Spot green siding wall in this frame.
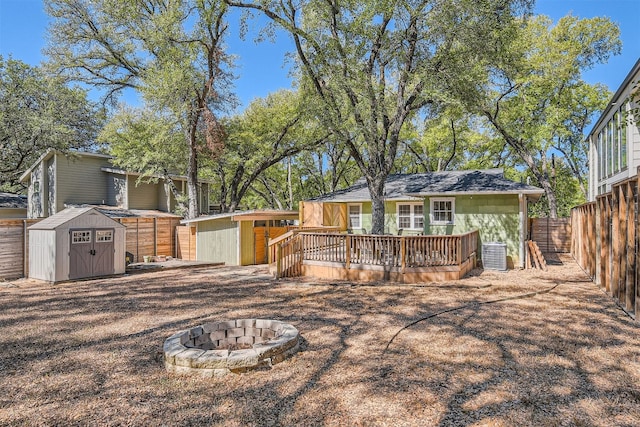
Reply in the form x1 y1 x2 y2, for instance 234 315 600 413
127 177 160 210
196 219 238 265
330 195 523 266
424 194 521 266
55 154 111 211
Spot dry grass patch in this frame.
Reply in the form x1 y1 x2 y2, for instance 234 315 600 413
1 256 639 426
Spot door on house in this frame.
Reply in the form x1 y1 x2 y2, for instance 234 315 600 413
69 229 115 279
253 223 290 264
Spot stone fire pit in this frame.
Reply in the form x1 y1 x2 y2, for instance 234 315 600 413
163 319 300 377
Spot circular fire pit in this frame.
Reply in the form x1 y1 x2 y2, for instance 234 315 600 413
163 319 300 377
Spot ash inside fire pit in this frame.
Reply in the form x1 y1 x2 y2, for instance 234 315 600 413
163 319 300 377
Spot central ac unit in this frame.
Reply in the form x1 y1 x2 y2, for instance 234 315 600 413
482 242 507 271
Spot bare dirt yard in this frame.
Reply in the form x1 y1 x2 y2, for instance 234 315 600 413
1 255 639 426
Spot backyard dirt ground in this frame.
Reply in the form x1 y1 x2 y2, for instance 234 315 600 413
1 255 639 426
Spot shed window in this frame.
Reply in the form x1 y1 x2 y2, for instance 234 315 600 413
72 230 92 243
96 230 113 242
430 198 455 225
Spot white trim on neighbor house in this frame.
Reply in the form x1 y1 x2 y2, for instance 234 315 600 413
347 203 362 230
430 197 455 225
396 202 424 230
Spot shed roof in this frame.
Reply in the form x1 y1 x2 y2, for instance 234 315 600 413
181 210 299 225
0 192 27 209
28 207 125 230
308 169 544 202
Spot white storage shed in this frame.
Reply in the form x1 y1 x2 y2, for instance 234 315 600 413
28 207 126 282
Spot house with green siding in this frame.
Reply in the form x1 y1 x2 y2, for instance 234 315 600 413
180 210 299 266
300 169 544 269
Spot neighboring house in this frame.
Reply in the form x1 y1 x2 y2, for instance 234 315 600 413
180 210 299 266
301 169 544 268
0 192 27 219
18 149 211 218
587 58 640 200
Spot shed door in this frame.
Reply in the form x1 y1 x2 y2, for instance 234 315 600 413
70 230 93 280
69 229 115 280
93 229 115 276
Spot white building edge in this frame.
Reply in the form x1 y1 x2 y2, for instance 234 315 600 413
587 58 640 201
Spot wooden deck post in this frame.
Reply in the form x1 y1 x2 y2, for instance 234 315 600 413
400 237 406 273
275 244 282 279
345 235 351 270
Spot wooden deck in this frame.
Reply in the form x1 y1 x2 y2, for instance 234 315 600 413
269 230 479 283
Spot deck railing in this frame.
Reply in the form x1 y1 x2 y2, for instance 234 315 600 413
270 230 479 278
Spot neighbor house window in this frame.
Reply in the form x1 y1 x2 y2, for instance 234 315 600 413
397 203 424 230
348 204 362 229
430 198 455 225
620 103 628 170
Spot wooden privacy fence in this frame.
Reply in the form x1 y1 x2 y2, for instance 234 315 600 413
529 217 572 253
117 217 182 263
0 216 182 279
571 174 639 320
270 230 478 280
0 219 41 280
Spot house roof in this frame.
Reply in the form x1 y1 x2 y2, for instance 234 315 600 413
28 207 125 230
64 204 182 219
0 192 27 209
100 167 215 184
308 169 544 202
181 210 299 225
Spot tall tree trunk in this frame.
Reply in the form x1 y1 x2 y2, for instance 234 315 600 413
368 177 386 234
186 128 199 219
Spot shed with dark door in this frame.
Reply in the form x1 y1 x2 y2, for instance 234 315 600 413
28 207 126 282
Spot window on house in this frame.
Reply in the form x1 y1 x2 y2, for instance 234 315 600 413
620 103 628 170
397 203 424 230
348 204 362 229
430 198 455 225
597 132 603 180
607 121 613 176
613 112 619 172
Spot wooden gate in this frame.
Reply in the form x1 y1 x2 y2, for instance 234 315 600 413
529 217 571 253
254 226 289 264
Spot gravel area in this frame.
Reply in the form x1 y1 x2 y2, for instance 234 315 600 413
1 255 639 426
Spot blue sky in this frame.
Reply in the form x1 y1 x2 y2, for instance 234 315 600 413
1 0 639 111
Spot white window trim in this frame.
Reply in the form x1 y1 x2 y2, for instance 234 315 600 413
396 202 424 230
430 197 455 225
347 203 362 230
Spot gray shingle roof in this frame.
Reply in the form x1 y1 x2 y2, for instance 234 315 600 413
307 169 544 202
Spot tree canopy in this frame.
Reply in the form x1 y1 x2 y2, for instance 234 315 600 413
46 0 235 218
458 15 620 218
226 0 533 233
0 56 103 192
